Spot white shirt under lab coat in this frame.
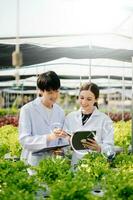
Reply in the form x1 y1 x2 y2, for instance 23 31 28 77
19 97 65 166
63 107 114 165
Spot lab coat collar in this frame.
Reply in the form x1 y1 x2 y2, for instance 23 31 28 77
77 107 100 124
77 106 100 118
91 107 101 116
76 107 100 126
32 97 55 125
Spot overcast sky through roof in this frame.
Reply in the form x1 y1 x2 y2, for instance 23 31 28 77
0 0 133 37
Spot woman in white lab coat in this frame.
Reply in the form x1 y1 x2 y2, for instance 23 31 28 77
63 82 114 165
19 71 69 167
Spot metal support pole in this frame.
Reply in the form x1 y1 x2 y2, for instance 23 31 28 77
107 75 110 116
89 58 91 82
131 57 133 153
121 66 125 121
88 43 92 83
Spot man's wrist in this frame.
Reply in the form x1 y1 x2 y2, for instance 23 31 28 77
47 134 53 142
97 145 101 152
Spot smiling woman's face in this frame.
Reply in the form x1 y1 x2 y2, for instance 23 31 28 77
78 90 97 114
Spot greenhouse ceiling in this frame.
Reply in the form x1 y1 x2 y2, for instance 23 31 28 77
0 0 133 67
0 42 133 67
0 0 133 89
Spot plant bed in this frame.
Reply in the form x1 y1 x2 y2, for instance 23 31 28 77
4 152 20 161
0 115 19 127
0 125 21 158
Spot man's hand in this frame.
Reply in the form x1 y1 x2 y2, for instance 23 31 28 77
47 129 69 142
53 128 67 137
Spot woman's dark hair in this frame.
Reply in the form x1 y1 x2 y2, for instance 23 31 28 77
80 82 99 108
37 71 60 91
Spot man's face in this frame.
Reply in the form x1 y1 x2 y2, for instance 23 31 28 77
42 89 60 107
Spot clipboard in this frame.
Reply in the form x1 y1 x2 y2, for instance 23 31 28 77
32 143 69 155
71 131 96 151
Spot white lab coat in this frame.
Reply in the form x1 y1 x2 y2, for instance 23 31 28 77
63 107 114 165
19 97 66 166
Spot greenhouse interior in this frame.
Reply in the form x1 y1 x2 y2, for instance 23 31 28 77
0 0 133 199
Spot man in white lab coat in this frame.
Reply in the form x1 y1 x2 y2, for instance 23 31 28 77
19 71 69 167
63 82 114 165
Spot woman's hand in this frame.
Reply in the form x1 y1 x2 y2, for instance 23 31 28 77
81 138 101 152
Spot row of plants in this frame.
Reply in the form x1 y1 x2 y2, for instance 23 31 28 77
0 125 21 158
0 112 131 128
0 116 19 127
0 108 132 127
0 120 131 159
1 150 133 199
108 112 132 122
114 120 131 149
0 108 19 127
0 158 42 199
0 125 43 199
0 108 19 116
0 121 132 199
32 152 133 200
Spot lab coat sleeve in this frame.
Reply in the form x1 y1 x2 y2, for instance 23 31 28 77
19 106 47 151
100 117 114 153
63 115 72 135
20 135 48 151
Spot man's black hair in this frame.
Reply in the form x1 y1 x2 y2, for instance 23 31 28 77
37 71 60 91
